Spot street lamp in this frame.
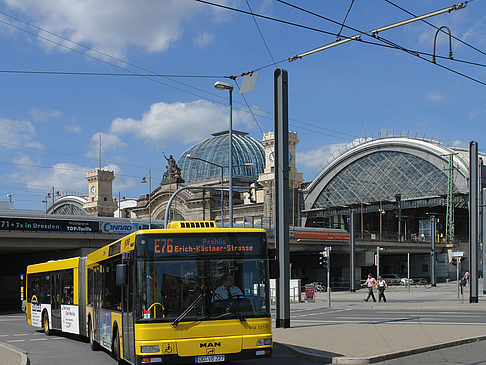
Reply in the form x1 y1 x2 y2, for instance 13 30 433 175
141 168 152 229
187 154 225 227
214 81 234 227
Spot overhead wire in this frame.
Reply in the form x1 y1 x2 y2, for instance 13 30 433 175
244 0 278 68
0 70 229 78
0 13 234 105
0 3 459 146
4 1 479 196
336 0 356 40
383 0 486 58
275 0 486 87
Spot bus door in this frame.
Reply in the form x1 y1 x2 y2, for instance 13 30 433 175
122 260 135 362
92 265 102 340
51 273 62 330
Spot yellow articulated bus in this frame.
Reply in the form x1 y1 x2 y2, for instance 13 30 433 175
26 256 87 337
26 221 272 364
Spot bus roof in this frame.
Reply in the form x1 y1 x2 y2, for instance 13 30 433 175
27 257 80 274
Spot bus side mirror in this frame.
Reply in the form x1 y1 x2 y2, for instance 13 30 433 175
116 264 128 286
269 259 279 279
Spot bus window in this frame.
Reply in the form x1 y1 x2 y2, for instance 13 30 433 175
61 270 73 305
101 259 121 311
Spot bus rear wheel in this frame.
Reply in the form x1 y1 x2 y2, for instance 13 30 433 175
88 319 100 351
112 328 123 364
42 312 51 336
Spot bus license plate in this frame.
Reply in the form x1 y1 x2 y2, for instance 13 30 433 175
196 355 225 363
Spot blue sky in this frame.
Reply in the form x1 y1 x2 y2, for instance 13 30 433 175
0 0 484 210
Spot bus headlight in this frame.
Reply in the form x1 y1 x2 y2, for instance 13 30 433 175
257 339 272 346
141 345 160 353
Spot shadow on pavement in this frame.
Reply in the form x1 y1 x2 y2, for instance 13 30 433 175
275 342 341 364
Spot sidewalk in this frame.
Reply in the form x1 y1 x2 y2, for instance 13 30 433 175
0 342 29 365
273 281 486 364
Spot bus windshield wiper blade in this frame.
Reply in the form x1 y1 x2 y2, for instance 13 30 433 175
172 292 205 327
226 299 246 322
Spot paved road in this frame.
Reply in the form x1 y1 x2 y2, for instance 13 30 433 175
0 313 319 365
375 340 486 365
287 307 486 325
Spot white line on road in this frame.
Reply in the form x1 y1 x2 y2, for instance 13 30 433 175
289 319 485 325
6 340 25 343
30 338 48 341
13 333 30 336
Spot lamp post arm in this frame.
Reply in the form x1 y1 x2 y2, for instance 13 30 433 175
164 185 249 228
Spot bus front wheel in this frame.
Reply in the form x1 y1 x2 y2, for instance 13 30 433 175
88 319 100 351
42 312 51 336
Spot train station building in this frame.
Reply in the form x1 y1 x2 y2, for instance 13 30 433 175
0 130 482 309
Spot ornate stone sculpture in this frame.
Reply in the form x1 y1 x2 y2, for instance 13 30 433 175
161 154 184 184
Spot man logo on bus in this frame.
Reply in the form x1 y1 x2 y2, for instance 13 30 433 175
200 342 221 348
206 348 215 355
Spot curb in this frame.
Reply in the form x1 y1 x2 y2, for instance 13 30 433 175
0 342 29 365
277 335 486 364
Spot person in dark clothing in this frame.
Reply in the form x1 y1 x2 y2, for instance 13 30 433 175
377 276 388 303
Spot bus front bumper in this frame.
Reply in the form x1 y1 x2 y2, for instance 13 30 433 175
136 347 272 364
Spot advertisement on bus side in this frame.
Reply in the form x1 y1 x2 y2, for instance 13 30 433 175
61 305 79 334
31 303 50 328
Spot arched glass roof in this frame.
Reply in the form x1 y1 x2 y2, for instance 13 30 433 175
178 131 265 184
312 151 449 209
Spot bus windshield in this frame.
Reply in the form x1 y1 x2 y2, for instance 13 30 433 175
136 258 269 323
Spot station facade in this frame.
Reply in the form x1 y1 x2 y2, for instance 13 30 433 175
45 131 481 287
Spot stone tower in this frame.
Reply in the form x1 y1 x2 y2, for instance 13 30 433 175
83 169 118 217
257 131 304 224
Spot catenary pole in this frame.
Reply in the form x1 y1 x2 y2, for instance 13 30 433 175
469 141 479 303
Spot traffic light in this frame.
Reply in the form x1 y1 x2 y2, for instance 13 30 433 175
319 251 328 268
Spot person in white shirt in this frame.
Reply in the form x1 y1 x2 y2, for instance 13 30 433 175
377 276 388 303
212 275 244 301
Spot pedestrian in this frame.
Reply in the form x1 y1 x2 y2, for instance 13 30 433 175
377 276 387 303
361 273 377 302
462 271 470 286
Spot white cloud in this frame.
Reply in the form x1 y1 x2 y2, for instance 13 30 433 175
426 92 445 102
4 0 201 58
297 142 347 168
461 16 486 47
469 111 480 120
11 160 135 195
65 124 82 133
297 138 371 169
193 32 215 48
0 117 38 148
29 108 61 122
452 140 467 148
87 132 127 159
110 100 252 145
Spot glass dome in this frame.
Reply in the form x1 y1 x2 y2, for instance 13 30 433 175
178 131 265 184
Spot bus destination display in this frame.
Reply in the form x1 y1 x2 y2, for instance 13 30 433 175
138 233 265 257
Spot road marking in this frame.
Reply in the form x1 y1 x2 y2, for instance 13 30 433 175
51 337 66 340
13 333 30 336
30 338 48 341
0 334 8 337
6 340 25 343
289 319 486 325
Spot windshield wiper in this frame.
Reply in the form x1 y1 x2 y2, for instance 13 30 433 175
172 291 205 327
